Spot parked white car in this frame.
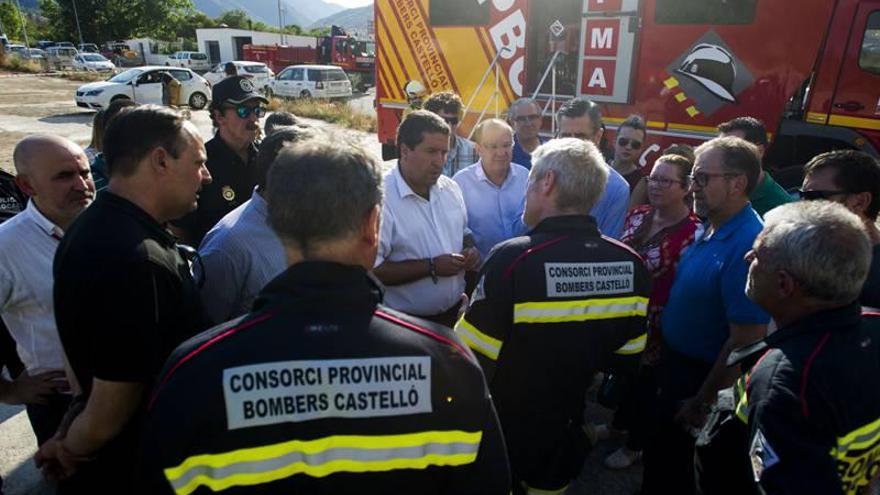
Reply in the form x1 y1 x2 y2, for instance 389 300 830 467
166 51 211 72
203 61 274 91
74 66 212 110
268 64 352 99
72 53 115 73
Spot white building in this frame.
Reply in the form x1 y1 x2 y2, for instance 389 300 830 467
196 28 316 64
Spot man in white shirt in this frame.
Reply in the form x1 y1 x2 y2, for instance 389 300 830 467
374 110 480 327
0 135 95 444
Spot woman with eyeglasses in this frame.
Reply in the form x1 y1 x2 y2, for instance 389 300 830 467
597 153 701 470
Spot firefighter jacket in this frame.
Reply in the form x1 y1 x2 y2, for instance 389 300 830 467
139 261 511 495
727 303 880 495
455 215 651 490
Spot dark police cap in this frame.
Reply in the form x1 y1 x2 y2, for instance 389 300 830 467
211 75 269 106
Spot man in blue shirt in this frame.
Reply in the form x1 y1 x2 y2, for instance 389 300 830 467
555 97 629 239
641 136 769 495
453 118 529 261
508 98 546 170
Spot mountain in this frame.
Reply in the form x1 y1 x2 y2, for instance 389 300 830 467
309 5 372 31
191 0 345 28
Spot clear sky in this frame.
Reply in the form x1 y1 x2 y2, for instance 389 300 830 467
325 0 373 7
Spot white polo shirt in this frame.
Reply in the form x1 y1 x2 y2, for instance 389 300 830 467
376 164 468 316
0 200 67 373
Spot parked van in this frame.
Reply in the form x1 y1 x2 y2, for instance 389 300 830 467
166 51 211 72
269 64 352 99
47 46 78 70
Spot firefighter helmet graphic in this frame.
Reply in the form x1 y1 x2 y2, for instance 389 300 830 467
675 43 738 103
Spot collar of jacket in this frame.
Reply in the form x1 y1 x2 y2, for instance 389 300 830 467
253 261 383 312
529 214 600 236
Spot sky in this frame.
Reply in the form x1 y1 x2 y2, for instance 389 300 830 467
325 0 373 7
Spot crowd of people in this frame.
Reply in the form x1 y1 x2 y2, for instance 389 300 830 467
0 74 879 495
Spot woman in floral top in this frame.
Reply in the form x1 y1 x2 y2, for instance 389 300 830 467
601 153 700 469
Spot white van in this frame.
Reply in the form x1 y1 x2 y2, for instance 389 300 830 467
166 51 211 72
47 46 78 70
269 65 352 99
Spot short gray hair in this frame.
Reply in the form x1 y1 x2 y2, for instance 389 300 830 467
695 136 762 194
507 97 541 121
267 133 384 252
530 138 608 212
759 201 871 305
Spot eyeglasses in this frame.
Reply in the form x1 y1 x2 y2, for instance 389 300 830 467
647 176 688 188
442 116 460 126
617 137 643 149
514 114 541 123
225 105 266 119
688 171 742 188
481 142 513 151
798 189 849 201
557 132 592 140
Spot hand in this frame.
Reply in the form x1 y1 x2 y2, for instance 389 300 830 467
461 247 481 271
674 396 710 432
35 436 89 482
1 370 67 405
456 293 469 321
433 254 466 277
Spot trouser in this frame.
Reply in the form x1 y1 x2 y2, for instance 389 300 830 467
611 363 659 451
640 345 712 495
26 392 71 445
419 301 463 328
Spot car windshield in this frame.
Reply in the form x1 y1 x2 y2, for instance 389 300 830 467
109 68 144 83
191 53 207 60
314 69 348 81
82 54 106 62
243 64 268 73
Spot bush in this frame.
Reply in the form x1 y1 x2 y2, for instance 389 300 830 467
57 71 108 82
269 97 376 133
0 54 43 73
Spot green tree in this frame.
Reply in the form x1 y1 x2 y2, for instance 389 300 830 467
38 0 193 43
214 9 250 29
284 24 302 35
0 2 25 42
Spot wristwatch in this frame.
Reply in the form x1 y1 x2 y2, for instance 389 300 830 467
428 257 438 284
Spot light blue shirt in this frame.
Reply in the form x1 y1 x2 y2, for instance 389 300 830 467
196 190 287 323
453 161 529 260
591 166 629 239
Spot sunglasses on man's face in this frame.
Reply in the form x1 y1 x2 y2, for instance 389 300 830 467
226 105 266 119
514 114 541 124
798 189 849 201
442 116 460 126
617 137 643 149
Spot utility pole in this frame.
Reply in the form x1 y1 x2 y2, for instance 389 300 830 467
277 0 284 45
13 0 29 48
71 0 84 47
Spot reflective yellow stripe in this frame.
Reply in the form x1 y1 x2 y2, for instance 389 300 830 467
614 333 647 355
164 430 482 495
455 316 502 361
513 296 648 324
806 111 828 124
833 417 880 456
525 483 569 494
734 375 749 423
828 114 880 131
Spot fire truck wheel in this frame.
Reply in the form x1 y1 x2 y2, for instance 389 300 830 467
189 92 208 110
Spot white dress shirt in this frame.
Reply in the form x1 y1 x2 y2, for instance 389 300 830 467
0 200 67 373
376 164 468 316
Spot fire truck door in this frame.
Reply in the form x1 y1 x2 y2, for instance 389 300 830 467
830 3 880 130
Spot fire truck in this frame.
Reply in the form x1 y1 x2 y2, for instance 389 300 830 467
243 26 376 91
375 0 880 186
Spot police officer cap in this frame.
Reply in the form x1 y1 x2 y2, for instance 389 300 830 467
211 75 269 106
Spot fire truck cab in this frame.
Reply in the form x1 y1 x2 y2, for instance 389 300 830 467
375 0 880 186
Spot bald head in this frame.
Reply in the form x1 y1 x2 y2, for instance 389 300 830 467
13 134 95 230
13 134 87 177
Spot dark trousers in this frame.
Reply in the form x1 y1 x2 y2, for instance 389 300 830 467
611 364 659 451
641 346 712 495
26 392 71 445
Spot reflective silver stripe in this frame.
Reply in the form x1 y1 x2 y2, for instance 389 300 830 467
514 297 649 324
614 333 647 355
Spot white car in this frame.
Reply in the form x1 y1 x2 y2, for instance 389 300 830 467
74 66 212 110
269 64 352 99
166 51 211 72
204 61 274 91
72 53 115 73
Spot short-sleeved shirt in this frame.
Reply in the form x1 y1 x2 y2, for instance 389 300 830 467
512 135 545 170
749 172 794 217
174 135 259 246
196 190 287 323
442 135 478 177
453 161 529 261
376 164 468 316
591 165 630 239
662 205 770 364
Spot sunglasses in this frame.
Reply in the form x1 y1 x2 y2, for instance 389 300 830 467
514 114 541 123
442 116 460 126
798 189 848 201
617 137 643 149
225 105 266 119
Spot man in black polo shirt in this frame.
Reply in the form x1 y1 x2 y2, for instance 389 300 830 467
173 75 267 246
36 105 213 492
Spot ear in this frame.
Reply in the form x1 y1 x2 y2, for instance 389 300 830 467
150 147 172 175
14 175 36 197
845 191 872 218
363 205 381 248
399 143 411 163
540 170 556 197
777 270 797 299
594 126 604 145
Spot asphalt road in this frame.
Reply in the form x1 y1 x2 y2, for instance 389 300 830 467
0 74 642 495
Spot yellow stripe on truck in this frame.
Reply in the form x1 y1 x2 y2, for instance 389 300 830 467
513 296 648 324
165 430 483 495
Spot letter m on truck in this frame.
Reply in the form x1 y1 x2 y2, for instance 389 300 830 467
375 0 880 186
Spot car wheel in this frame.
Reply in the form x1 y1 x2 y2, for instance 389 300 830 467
299 90 312 99
189 92 207 110
110 95 130 103
265 87 274 99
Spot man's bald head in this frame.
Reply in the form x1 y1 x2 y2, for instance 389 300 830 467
13 135 87 177
12 134 95 230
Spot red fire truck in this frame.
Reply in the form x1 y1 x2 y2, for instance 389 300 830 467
375 0 880 186
244 27 376 90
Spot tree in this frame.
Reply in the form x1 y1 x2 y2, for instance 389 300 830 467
214 9 250 29
285 24 302 35
38 0 193 43
0 2 25 42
